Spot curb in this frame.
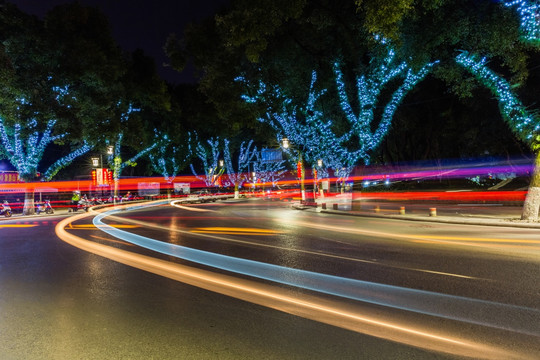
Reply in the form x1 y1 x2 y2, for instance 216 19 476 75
292 203 540 229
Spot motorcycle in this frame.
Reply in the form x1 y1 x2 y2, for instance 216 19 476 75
0 201 12 217
36 199 54 215
68 197 91 213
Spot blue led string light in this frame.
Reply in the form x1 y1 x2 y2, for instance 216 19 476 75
223 138 257 193
148 130 192 183
0 117 89 180
42 142 92 180
107 131 157 182
238 39 437 184
334 44 438 165
455 51 539 143
190 137 222 187
502 0 540 43
252 148 288 187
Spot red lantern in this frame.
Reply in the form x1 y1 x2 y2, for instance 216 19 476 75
106 169 113 185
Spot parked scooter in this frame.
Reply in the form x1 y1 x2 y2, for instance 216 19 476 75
0 200 12 217
36 199 54 215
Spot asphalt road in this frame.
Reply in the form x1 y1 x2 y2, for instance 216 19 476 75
1 199 539 359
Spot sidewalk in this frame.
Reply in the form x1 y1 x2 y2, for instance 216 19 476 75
0 207 72 220
292 201 540 229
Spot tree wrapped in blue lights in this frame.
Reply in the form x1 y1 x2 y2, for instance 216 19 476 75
239 41 437 187
223 138 257 198
455 51 538 142
333 42 439 165
252 148 288 188
455 51 540 220
148 130 192 184
190 137 224 187
240 71 359 185
106 131 157 197
502 0 540 43
103 104 157 197
0 117 92 214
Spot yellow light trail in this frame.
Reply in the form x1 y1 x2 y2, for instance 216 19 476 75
94 203 481 280
413 234 540 244
191 227 282 235
55 209 518 360
289 219 540 247
170 200 216 212
67 223 139 230
0 224 37 228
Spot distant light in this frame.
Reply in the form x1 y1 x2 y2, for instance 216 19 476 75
107 146 114 155
91 157 99 167
317 159 323 167
385 179 390 185
219 159 224 167
282 138 289 149
363 181 370 187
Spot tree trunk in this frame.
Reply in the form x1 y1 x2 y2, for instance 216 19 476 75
23 186 36 216
114 179 119 202
521 151 540 221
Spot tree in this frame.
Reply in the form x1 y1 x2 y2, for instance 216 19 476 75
106 129 157 198
190 138 224 187
223 138 257 198
45 3 171 184
0 3 107 214
239 39 437 184
454 51 540 220
252 149 288 188
0 118 91 181
148 130 192 184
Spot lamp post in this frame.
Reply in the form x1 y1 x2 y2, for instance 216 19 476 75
315 159 323 199
106 145 117 201
282 138 305 201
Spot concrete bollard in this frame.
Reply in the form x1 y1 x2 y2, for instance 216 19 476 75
333 203 338 210
399 206 405 215
374 205 380 213
429 207 437 217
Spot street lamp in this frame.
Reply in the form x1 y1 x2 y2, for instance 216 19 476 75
219 159 224 167
314 159 323 199
91 157 99 168
107 146 114 155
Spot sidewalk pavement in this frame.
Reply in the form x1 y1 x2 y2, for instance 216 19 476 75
0 207 72 221
292 201 540 229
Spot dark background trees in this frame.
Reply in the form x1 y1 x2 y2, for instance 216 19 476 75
1 0 538 180
171 0 537 166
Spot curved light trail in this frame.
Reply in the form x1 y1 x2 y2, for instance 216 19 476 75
54 201 538 359
91 205 540 338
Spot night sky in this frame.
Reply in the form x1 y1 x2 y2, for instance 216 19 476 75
8 0 229 84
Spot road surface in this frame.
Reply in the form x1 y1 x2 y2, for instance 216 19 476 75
1 199 539 359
